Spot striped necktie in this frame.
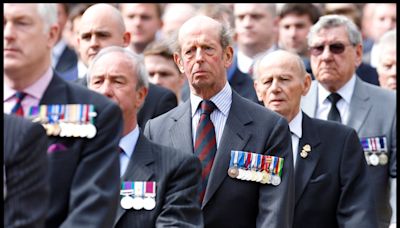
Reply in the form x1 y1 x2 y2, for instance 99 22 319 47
11 92 27 116
194 100 217 203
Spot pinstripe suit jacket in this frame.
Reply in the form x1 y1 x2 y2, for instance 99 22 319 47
301 76 396 227
40 74 123 228
144 90 295 228
114 133 203 228
4 114 49 228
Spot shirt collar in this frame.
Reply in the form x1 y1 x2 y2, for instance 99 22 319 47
289 110 302 139
317 74 356 105
190 82 232 117
4 67 53 101
119 125 140 159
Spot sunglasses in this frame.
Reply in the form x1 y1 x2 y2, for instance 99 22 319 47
309 43 353 56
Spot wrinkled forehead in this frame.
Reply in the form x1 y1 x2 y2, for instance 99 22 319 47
310 26 349 44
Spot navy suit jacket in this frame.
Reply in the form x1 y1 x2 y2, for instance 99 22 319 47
137 83 178 128
40 74 123 228
54 45 78 81
226 53 259 103
114 133 203 227
293 113 378 228
4 114 49 228
144 89 295 228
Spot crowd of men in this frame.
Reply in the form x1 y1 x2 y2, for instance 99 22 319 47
4 3 396 228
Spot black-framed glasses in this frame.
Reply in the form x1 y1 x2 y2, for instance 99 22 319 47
309 43 353 56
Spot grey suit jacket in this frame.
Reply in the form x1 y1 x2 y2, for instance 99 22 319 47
144 90 295 228
114 133 203 228
293 113 378 228
4 114 49 228
301 77 396 227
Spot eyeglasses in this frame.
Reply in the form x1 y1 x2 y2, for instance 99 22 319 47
309 43 353 56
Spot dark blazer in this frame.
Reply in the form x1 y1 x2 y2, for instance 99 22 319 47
137 83 177 128
114 133 203 228
227 53 259 103
301 77 396 228
4 114 49 228
54 45 78 81
40 74 124 228
293 113 378 228
144 90 295 228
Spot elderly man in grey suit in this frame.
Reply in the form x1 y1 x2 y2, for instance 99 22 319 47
144 15 295 228
87 46 203 228
300 14 396 228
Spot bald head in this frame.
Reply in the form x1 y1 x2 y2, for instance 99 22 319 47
253 50 311 122
78 3 130 66
253 50 306 80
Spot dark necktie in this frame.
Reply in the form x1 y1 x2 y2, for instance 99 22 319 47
11 92 27 116
327 93 342 123
194 100 217 203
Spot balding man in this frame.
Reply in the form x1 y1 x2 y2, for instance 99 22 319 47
253 50 378 228
76 3 177 128
144 15 295 227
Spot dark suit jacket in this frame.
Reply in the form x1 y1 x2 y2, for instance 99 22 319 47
54 45 78 81
144 90 295 228
4 114 49 228
227 53 259 103
114 133 203 227
137 83 177 128
40 74 123 228
293 113 378 228
301 77 396 228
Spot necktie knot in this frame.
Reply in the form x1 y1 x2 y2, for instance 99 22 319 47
11 91 27 116
15 91 27 100
199 100 216 116
327 93 342 105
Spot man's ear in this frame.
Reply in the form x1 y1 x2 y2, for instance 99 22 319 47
174 53 184 73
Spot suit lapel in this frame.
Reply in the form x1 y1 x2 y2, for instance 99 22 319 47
294 113 321 205
202 92 252 208
115 133 155 225
346 77 372 132
169 101 194 154
300 81 318 118
40 74 69 104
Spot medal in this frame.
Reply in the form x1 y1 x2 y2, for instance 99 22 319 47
120 182 134 209
369 153 379 166
143 182 156 210
271 175 281 186
378 153 388 165
228 151 239 178
132 181 144 210
120 195 134 209
250 153 258 182
300 151 308 158
86 124 97 139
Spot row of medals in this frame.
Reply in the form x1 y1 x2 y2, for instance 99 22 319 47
41 121 97 138
120 193 156 210
365 152 388 166
228 166 281 186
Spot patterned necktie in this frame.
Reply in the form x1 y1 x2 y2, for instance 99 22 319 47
327 93 342 123
194 100 217 203
11 92 27 116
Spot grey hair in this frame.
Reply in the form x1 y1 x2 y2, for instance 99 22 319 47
376 29 396 60
87 46 149 90
37 3 58 33
307 14 362 46
171 18 233 54
252 50 307 80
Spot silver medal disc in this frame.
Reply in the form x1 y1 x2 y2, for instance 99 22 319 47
120 196 134 209
143 197 156 210
369 153 379 166
132 197 144 210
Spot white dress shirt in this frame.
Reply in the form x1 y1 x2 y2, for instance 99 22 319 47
316 74 356 124
119 126 139 177
289 111 303 168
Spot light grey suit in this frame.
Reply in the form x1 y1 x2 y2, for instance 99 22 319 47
144 90 295 228
301 76 396 228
